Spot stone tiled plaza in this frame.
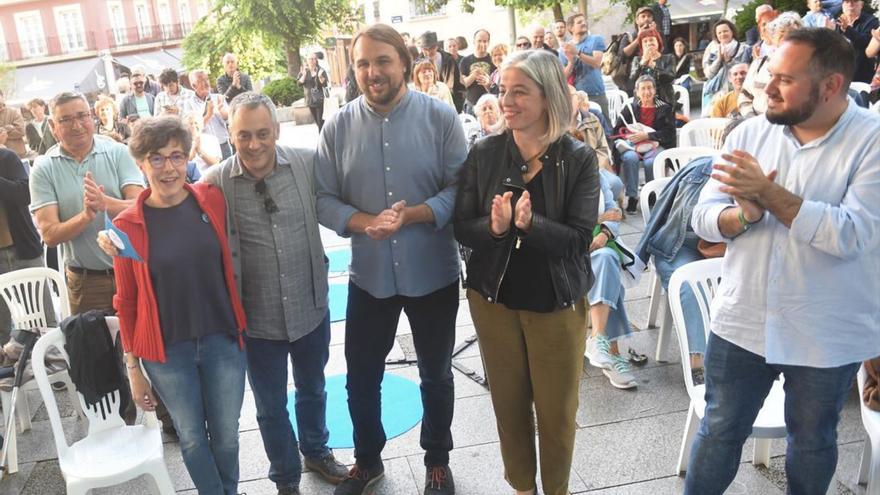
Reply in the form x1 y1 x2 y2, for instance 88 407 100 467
0 123 870 495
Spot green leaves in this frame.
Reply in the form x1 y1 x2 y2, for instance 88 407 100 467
182 0 359 77
181 15 284 81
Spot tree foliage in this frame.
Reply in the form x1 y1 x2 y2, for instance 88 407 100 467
732 0 807 40
213 0 360 76
0 63 15 99
181 14 284 82
425 0 575 17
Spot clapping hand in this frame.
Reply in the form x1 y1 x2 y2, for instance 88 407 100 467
232 70 241 89
514 191 533 231
711 150 778 222
490 191 513 236
365 200 407 240
83 172 106 218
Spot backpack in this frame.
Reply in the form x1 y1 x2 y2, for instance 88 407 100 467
601 34 623 76
602 33 634 91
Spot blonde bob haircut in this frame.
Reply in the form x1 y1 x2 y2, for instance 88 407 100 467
500 50 572 145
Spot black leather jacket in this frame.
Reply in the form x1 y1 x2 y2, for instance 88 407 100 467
453 133 599 311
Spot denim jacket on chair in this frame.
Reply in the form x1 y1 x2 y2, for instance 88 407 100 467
635 156 713 264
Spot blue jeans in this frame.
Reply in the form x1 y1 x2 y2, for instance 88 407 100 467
246 313 332 487
652 237 706 354
599 169 624 203
345 281 457 468
684 333 858 495
621 146 663 198
143 333 246 495
588 247 631 341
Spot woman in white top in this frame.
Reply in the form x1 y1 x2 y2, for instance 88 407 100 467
701 19 751 115
409 59 455 108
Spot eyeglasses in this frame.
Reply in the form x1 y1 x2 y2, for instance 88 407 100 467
55 112 91 128
254 179 279 214
516 42 531 48
147 151 188 169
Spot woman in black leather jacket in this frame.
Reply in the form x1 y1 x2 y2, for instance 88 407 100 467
453 49 599 495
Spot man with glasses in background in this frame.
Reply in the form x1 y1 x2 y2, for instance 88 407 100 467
203 91 346 495
29 91 144 315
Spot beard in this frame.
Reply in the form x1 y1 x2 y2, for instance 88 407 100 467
363 75 405 107
766 83 820 126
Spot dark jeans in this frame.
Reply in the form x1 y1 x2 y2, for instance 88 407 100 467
684 333 859 495
246 313 332 486
309 103 324 132
346 281 458 468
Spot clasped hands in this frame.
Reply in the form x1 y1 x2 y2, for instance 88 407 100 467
712 150 778 222
490 190 533 237
365 200 407 240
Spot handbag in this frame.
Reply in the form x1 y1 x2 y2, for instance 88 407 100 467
610 101 659 158
697 239 726 258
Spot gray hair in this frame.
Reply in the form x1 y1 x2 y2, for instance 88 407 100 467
474 93 505 134
229 91 278 126
49 92 89 116
635 74 656 89
501 50 572 145
766 11 804 39
189 69 209 81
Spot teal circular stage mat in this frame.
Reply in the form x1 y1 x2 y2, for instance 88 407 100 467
287 373 423 449
326 248 352 276
328 283 348 322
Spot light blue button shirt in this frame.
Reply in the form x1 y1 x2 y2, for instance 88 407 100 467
692 99 880 368
314 90 468 299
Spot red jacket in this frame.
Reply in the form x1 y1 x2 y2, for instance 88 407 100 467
112 183 247 362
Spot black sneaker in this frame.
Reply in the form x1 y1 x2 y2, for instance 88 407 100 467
424 465 455 494
304 452 348 484
334 463 385 495
626 197 638 214
276 485 300 495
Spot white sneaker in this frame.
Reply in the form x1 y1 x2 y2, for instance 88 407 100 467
602 355 638 389
585 335 616 370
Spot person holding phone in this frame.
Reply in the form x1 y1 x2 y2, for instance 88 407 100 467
298 52 329 132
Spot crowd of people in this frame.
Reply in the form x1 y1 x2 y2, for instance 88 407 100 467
0 2 879 495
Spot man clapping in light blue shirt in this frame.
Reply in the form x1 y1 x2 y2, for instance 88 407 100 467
686 29 880 495
314 24 467 495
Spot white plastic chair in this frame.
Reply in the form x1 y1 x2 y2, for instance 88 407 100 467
668 259 786 473
852 81 872 95
871 99 880 114
638 178 675 362
673 84 690 117
679 118 730 149
0 267 82 474
652 146 716 180
459 113 481 142
605 89 629 126
30 318 175 494
857 364 880 494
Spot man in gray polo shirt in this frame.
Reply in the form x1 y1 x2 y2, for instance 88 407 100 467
29 91 143 314
203 92 346 495
315 23 467 495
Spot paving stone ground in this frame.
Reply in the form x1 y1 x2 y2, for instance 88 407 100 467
0 122 868 495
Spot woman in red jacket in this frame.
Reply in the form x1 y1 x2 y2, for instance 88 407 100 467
112 116 247 495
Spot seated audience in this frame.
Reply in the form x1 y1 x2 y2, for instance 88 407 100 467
672 38 692 79
613 75 675 214
701 19 751 116
709 62 748 118
739 12 803 116
629 29 675 107
634 118 746 381
467 93 503 147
